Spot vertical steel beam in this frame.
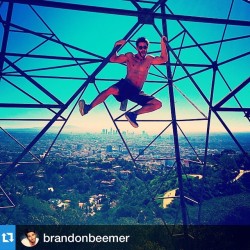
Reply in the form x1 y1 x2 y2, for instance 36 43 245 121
198 65 217 222
161 2 189 242
0 2 13 77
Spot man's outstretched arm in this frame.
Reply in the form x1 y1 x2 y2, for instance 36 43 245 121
151 36 168 65
110 39 127 63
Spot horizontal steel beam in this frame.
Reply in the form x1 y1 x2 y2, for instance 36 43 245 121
5 53 102 62
0 103 63 108
0 161 39 165
3 0 250 26
0 118 65 121
214 107 250 112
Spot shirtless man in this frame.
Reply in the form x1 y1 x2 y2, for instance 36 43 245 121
79 36 168 128
21 228 39 247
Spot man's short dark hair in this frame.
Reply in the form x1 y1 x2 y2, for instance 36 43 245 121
136 37 149 47
25 228 36 237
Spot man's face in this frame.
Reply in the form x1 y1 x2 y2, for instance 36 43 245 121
137 42 148 58
27 232 36 244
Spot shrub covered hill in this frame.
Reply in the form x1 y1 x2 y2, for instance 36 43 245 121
1 148 250 225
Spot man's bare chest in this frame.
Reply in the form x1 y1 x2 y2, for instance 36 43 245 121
127 57 151 72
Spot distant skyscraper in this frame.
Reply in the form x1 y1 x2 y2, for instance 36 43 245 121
182 159 190 167
106 145 112 153
165 159 175 167
139 149 144 155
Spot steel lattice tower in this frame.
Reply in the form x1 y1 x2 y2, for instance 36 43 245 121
0 0 250 247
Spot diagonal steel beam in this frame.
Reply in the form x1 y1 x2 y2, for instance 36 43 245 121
218 51 250 66
0 21 141 183
4 57 63 105
0 17 104 60
2 76 66 119
161 23 248 157
129 0 142 10
214 77 250 108
0 127 41 162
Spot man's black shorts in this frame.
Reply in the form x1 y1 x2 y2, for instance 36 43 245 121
113 79 154 106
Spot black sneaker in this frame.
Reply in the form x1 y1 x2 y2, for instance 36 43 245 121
125 112 138 128
78 100 90 116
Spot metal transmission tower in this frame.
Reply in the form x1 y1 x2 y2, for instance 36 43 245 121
0 0 249 239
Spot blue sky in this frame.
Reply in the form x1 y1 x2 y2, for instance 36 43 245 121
0 0 249 135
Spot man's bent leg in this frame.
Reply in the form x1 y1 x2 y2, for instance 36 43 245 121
90 86 119 109
125 98 162 128
79 86 119 116
134 98 162 115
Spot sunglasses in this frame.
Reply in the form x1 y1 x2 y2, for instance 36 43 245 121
138 45 148 50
